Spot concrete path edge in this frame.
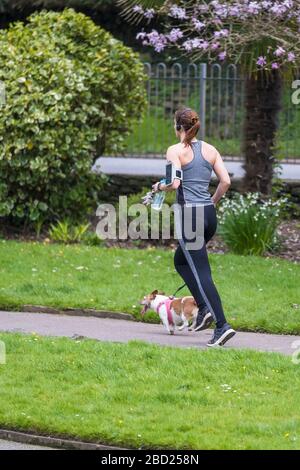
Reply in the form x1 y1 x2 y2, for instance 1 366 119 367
11 305 135 322
0 429 128 451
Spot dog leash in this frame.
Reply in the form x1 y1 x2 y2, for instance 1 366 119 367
171 282 186 299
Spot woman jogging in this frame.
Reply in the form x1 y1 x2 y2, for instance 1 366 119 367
152 107 236 347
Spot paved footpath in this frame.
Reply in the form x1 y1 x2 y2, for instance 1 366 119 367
95 157 300 181
0 311 299 356
0 439 52 450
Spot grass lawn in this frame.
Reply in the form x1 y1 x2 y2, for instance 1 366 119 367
121 114 300 159
0 332 299 449
122 116 242 157
0 240 299 334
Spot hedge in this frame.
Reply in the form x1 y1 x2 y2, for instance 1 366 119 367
0 8 146 224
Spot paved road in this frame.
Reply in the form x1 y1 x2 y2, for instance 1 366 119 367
94 157 300 181
0 311 299 356
0 438 52 450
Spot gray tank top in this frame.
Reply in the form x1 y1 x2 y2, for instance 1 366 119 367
176 140 214 206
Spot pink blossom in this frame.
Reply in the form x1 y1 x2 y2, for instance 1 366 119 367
283 0 294 8
199 41 209 50
182 38 203 51
228 5 242 17
182 40 194 51
211 1 229 19
247 2 261 15
214 29 229 38
134 0 299 70
288 51 296 61
144 9 155 20
147 30 168 52
137 30 168 53
274 46 286 57
133 5 155 20
169 5 187 20
270 3 289 16
192 18 206 31
133 5 143 14
261 1 272 9
195 4 209 14
167 28 183 43
211 42 221 51
257 56 267 67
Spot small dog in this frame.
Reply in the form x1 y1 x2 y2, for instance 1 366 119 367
140 289 198 335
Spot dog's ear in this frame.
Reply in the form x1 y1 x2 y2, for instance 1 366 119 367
151 289 158 298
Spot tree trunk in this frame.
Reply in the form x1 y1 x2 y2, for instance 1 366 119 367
243 69 282 195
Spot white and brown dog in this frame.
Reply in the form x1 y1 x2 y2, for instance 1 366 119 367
140 290 199 335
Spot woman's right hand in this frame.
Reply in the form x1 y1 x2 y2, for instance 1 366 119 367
152 182 161 193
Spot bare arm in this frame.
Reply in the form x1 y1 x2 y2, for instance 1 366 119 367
152 146 181 192
211 150 231 205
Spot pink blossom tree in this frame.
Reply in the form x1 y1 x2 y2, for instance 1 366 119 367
118 0 300 194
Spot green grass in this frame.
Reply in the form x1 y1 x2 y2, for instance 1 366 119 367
120 114 300 159
0 240 299 334
0 241 300 334
122 115 242 156
0 332 299 449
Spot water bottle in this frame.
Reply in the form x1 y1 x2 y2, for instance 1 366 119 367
151 179 166 211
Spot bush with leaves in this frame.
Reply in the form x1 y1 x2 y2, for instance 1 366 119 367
0 8 146 225
49 219 103 245
49 220 90 244
217 193 287 256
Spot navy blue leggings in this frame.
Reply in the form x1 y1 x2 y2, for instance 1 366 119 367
174 204 227 328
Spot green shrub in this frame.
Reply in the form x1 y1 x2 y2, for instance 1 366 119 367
82 230 104 246
49 219 104 245
0 8 146 225
217 193 287 256
49 220 91 243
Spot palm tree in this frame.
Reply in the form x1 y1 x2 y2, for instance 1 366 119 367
117 0 300 195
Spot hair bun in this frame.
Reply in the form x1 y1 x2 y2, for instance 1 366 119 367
174 107 200 146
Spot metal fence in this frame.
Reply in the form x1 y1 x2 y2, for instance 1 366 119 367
106 62 300 162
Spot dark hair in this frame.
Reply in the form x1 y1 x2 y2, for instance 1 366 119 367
175 107 200 147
